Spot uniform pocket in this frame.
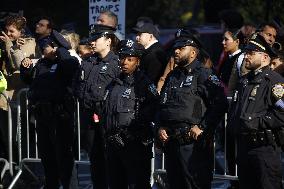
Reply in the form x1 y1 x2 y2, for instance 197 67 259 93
116 96 135 127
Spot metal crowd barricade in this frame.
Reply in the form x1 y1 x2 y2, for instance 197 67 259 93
8 88 40 189
8 89 91 188
0 92 13 185
7 88 240 188
151 112 239 187
213 113 238 181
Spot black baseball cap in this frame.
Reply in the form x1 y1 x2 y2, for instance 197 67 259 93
38 30 71 50
132 23 159 38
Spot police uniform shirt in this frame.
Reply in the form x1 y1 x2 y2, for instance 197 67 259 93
104 70 158 131
74 51 120 110
233 66 284 132
159 59 227 131
20 47 79 103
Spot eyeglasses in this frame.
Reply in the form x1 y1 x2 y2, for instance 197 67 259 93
36 23 47 27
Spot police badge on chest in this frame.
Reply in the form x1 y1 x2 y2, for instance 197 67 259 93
100 63 109 73
249 85 259 100
122 88 131 98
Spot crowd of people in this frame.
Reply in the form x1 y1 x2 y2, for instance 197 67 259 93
0 8 284 189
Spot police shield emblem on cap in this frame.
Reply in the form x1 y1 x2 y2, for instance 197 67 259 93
126 40 134 47
272 83 284 99
251 33 257 40
250 85 259 97
176 29 182 37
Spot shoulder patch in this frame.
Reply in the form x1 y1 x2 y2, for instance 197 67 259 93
272 83 284 99
208 74 221 86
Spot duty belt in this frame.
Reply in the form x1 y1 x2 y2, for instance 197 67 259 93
166 126 193 146
107 125 153 149
240 130 276 149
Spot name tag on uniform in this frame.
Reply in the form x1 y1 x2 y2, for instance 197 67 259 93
181 76 193 87
80 70 85 80
50 64 58 73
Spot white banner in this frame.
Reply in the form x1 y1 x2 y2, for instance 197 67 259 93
89 0 126 38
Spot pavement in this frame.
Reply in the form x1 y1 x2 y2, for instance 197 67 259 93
2 150 283 189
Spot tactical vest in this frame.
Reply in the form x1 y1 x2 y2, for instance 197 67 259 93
106 72 158 130
159 69 206 125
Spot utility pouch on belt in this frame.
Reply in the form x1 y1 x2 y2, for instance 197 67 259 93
274 127 284 151
107 133 125 149
171 127 193 145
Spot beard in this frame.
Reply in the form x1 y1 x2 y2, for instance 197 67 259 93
245 59 261 70
174 55 189 67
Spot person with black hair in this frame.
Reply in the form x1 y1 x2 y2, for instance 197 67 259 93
270 50 284 75
35 17 54 40
157 29 227 189
104 39 158 189
258 22 278 47
218 28 242 89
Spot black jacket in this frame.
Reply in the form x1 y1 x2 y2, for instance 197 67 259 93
229 66 284 134
73 51 120 110
140 42 167 85
20 47 79 104
159 59 227 133
104 70 159 131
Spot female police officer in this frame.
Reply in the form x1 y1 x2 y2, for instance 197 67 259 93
73 24 120 189
20 30 79 189
103 39 158 189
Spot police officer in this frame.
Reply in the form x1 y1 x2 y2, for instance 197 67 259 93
157 29 227 189
20 30 79 189
229 33 284 189
104 39 158 189
73 24 120 189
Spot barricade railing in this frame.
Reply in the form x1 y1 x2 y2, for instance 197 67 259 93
9 89 91 188
8 89 240 188
0 92 13 185
9 88 40 189
213 112 238 181
151 111 239 187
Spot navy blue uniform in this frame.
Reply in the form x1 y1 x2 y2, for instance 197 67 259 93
20 47 79 189
104 70 158 189
159 59 227 189
229 66 284 189
74 50 120 189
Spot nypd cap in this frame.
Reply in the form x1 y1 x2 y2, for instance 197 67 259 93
38 30 71 50
173 29 202 49
245 33 277 57
87 24 116 42
118 39 145 58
